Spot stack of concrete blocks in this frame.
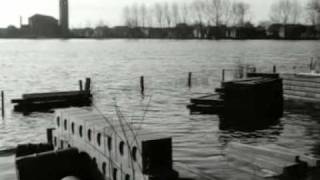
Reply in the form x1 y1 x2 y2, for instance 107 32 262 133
52 108 174 180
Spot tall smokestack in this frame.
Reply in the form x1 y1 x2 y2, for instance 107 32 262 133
59 0 69 37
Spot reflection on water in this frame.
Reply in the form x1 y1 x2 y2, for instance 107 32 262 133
0 39 320 177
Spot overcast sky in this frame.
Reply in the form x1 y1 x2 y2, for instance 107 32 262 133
0 0 310 28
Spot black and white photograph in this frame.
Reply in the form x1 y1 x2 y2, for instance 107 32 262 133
0 0 320 180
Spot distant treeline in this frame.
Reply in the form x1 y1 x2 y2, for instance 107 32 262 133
70 23 319 40
0 0 319 39
71 0 320 40
120 0 320 29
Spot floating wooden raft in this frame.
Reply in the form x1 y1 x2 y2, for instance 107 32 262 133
188 76 283 129
281 73 320 102
187 94 223 114
225 142 320 179
11 78 92 113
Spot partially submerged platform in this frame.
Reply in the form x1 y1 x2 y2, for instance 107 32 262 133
188 76 283 129
225 142 320 179
11 78 92 114
187 94 223 114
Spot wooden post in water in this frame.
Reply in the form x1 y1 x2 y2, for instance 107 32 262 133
85 78 91 92
140 76 144 95
273 65 277 73
188 72 192 88
79 80 83 91
46 128 54 145
222 69 225 82
1 91 4 119
310 57 314 71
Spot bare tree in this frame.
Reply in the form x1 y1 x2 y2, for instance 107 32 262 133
207 0 232 26
163 2 172 27
191 0 207 25
305 0 320 25
269 0 302 25
146 7 154 27
180 3 190 24
123 5 132 27
131 3 139 27
171 2 180 26
139 3 147 28
231 1 251 26
154 3 164 27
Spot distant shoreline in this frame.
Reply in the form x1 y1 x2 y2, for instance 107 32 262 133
0 37 319 40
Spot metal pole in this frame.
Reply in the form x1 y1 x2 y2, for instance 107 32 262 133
188 72 192 88
1 91 4 119
222 69 225 82
140 76 144 95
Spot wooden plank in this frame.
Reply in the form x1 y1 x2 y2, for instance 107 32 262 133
281 74 320 83
226 150 293 175
264 144 320 167
283 85 320 95
190 94 222 105
23 91 90 100
0 155 17 180
284 94 320 102
227 143 295 164
284 89 320 99
283 80 320 89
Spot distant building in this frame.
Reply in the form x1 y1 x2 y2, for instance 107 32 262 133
267 24 282 39
29 14 59 37
226 25 265 39
60 0 69 37
279 24 307 39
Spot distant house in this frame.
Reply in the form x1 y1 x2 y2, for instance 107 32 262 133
279 24 307 39
207 26 227 39
29 14 60 37
226 24 266 39
267 24 282 39
301 26 318 39
71 28 94 38
93 26 110 38
0 28 5 37
4 25 20 38
193 24 207 39
146 28 167 38
173 23 194 39
109 26 130 38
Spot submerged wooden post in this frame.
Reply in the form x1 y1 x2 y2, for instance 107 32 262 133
188 72 192 88
1 91 4 119
273 65 277 73
140 76 144 95
85 78 91 92
79 80 83 91
310 57 314 71
222 69 225 82
46 128 54 145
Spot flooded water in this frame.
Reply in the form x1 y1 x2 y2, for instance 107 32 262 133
0 39 320 178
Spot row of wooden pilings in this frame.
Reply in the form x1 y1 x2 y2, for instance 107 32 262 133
221 65 277 82
134 66 278 95
0 65 279 119
138 72 193 95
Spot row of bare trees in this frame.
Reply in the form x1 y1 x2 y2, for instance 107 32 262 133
122 0 251 28
123 0 320 28
270 0 320 25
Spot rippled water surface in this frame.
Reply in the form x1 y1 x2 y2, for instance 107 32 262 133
0 39 320 178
